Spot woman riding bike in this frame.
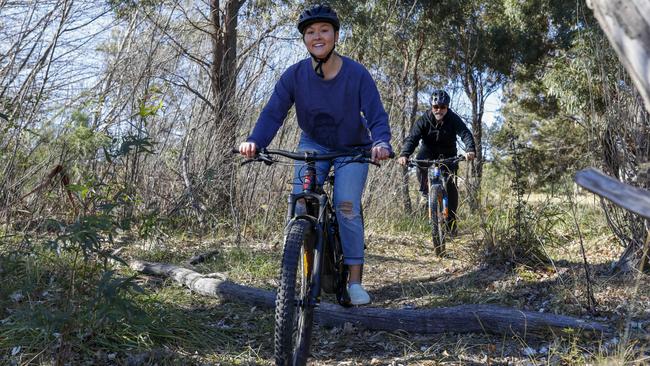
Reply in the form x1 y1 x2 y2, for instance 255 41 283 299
238 4 392 305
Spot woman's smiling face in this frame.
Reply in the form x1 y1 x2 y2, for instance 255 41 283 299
303 22 338 58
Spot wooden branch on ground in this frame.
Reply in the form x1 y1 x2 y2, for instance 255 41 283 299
187 249 220 265
129 260 612 339
575 168 650 219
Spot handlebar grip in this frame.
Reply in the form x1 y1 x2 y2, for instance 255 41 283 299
230 147 260 155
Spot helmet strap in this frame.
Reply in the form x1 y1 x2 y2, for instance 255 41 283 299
310 46 335 78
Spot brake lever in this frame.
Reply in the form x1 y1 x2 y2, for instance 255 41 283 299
240 159 257 166
258 153 276 166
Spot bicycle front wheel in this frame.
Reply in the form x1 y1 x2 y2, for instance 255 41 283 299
429 187 446 256
274 219 315 366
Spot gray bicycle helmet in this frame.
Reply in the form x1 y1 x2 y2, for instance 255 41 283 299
297 4 340 35
431 90 451 106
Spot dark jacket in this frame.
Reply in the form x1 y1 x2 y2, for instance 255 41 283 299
400 109 476 159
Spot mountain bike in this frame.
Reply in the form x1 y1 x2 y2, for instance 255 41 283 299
408 155 465 256
234 148 387 366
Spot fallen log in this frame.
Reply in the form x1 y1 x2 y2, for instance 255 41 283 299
129 260 612 339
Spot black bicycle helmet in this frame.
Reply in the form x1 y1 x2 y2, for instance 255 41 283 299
297 4 340 35
431 90 451 106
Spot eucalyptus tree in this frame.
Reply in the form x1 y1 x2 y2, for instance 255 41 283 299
493 2 650 271
490 79 590 190
331 0 571 214
415 0 575 211
0 0 120 225
329 0 447 215
485 0 596 188
97 0 300 229
0 0 302 234
110 0 251 220
542 27 649 272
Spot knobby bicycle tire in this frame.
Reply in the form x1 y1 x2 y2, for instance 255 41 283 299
429 186 447 256
274 219 315 366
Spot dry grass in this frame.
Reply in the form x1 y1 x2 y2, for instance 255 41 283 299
116 222 649 364
3 191 650 365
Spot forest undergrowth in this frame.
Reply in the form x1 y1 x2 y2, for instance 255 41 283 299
2 182 649 365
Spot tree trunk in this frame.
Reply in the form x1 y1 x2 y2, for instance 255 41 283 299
210 0 245 215
129 259 612 339
398 43 413 215
463 70 483 212
587 0 650 272
181 128 205 226
398 34 425 216
588 0 650 112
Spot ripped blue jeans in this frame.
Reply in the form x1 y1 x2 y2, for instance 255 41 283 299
292 134 369 265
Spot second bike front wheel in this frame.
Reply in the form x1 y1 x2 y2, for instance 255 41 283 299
274 219 315 366
430 187 446 257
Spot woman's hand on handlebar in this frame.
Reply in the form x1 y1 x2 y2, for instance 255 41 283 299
397 156 408 166
371 146 391 163
465 151 476 161
239 142 257 159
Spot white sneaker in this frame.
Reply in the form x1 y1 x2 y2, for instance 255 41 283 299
348 283 371 305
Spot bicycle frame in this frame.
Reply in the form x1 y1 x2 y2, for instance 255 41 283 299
285 162 350 307
409 156 463 256
427 164 451 223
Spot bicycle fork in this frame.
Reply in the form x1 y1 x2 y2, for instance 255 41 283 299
428 166 449 223
286 194 328 309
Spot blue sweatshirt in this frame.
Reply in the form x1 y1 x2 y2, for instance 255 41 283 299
248 56 392 151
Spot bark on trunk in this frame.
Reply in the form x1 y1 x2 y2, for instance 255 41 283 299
588 0 650 112
398 43 413 215
463 71 483 212
398 34 425 215
129 259 612 339
181 128 205 226
210 0 244 214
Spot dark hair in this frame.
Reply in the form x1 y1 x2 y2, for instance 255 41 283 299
297 4 340 34
431 90 451 106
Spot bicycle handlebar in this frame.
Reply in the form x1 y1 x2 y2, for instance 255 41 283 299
408 155 465 167
232 147 394 166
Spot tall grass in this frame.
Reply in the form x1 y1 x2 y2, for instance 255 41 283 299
0 236 235 364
